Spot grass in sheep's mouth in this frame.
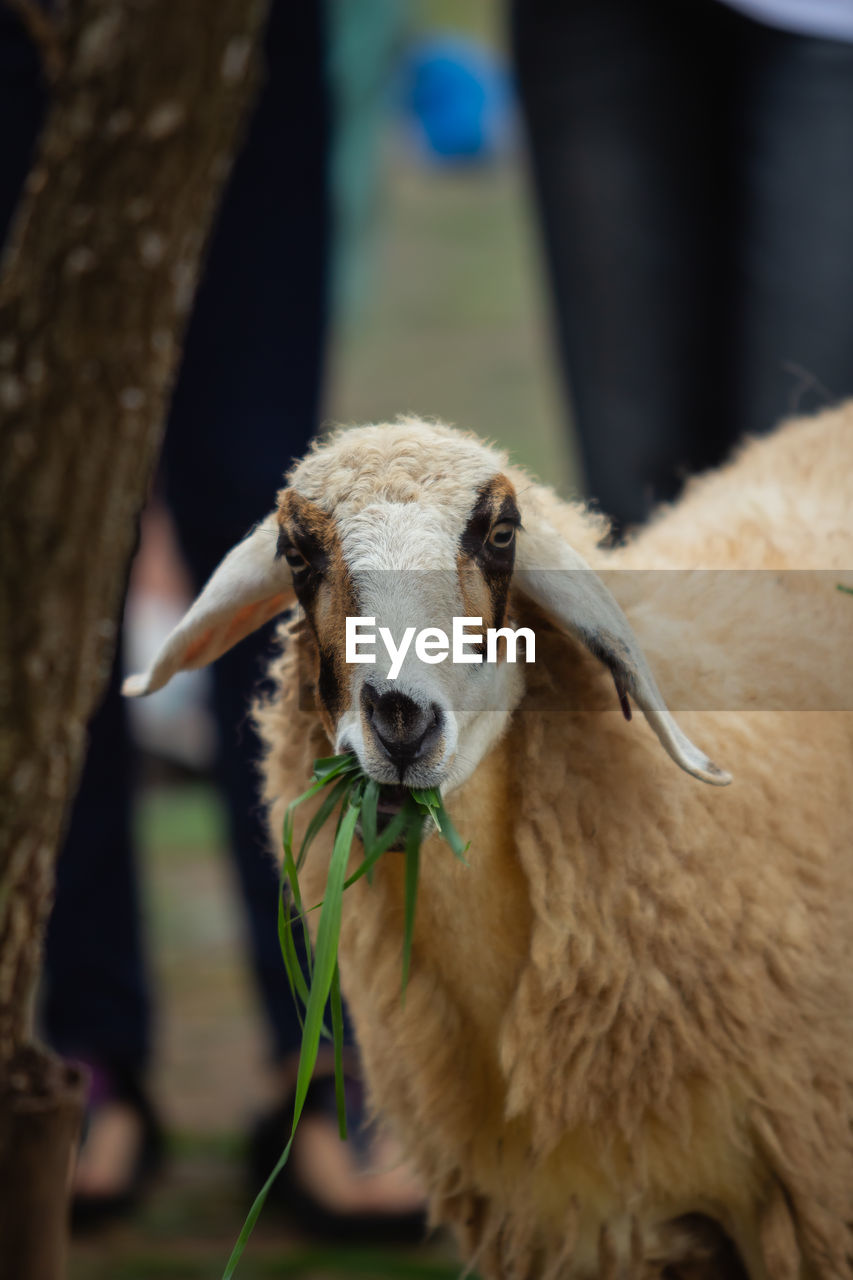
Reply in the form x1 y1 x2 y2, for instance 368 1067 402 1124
223 753 468 1279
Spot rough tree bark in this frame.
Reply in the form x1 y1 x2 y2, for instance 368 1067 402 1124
0 1 270 1274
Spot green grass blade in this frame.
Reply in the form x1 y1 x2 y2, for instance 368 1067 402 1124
226 799 360 1277
222 1130 296 1279
291 799 359 1128
360 779 379 880
433 803 470 863
344 803 410 891
227 753 472 1277
413 785 441 806
281 769 342 983
312 753 362 781
367 802 411 857
284 774 337 845
282 826 314 985
412 787 469 863
277 885 308 1021
401 800 421 1002
330 961 347 1140
297 774 352 870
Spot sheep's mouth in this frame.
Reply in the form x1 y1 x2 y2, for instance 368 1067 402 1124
377 784 408 818
374 784 409 850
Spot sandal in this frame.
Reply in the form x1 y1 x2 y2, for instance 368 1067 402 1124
71 1061 165 1231
248 1070 428 1244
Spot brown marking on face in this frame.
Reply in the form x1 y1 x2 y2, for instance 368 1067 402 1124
456 475 520 650
276 489 357 735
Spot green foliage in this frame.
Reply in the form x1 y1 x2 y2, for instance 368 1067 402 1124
223 756 469 1279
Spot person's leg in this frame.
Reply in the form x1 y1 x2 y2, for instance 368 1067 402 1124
164 0 330 1065
43 641 150 1075
512 0 734 532
0 6 44 234
726 14 853 435
42 626 163 1216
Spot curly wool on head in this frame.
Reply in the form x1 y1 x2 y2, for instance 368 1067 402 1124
126 403 853 1279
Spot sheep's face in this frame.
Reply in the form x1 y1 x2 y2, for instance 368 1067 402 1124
123 420 729 791
277 427 528 794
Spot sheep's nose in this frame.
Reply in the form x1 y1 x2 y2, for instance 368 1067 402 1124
361 682 442 774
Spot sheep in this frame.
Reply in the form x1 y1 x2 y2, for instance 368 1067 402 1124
125 403 853 1278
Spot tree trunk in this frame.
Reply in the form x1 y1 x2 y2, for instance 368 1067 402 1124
0 1 269 1273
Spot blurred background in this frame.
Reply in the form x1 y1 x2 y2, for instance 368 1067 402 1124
6 0 845 1272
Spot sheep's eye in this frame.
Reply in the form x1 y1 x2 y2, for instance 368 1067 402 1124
284 547 310 574
488 521 516 549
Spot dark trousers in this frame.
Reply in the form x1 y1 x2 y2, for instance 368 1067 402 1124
512 0 853 531
0 0 332 1070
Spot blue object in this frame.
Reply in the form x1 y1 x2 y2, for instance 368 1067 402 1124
402 35 516 164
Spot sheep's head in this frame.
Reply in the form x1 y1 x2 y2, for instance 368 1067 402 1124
124 419 730 791
273 430 528 792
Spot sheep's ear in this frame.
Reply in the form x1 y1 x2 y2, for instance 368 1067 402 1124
122 513 294 698
514 520 731 786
